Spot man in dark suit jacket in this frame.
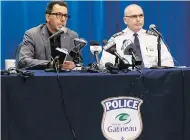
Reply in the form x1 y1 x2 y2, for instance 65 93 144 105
17 1 79 70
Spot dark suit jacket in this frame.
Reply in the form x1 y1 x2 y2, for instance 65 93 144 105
17 24 78 69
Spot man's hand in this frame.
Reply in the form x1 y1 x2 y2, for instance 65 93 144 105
61 61 75 70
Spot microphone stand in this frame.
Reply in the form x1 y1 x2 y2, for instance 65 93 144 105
54 56 60 72
131 56 136 70
114 56 119 67
157 35 161 67
128 50 141 70
150 34 169 69
45 55 70 72
73 53 82 65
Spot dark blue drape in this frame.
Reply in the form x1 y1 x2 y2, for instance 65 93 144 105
1 1 190 68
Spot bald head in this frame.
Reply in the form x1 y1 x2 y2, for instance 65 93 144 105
124 4 143 17
123 4 144 32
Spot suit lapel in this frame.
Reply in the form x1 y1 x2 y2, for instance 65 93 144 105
60 30 74 61
60 33 68 51
41 25 51 60
60 28 74 52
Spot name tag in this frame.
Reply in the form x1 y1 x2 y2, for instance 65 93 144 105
146 45 155 52
145 45 157 57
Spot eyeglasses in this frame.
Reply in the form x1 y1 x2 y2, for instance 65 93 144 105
125 14 144 19
48 12 70 19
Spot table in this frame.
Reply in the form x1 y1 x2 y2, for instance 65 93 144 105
2 68 190 140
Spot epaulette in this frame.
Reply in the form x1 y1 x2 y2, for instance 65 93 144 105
112 31 124 38
145 30 157 37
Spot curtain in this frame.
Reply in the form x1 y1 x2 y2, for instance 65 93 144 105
1 1 190 68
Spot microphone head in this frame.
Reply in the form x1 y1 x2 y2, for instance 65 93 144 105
105 62 118 74
56 48 69 55
121 40 142 66
48 27 67 40
149 24 163 37
90 40 100 46
55 48 68 64
149 24 156 30
74 38 87 48
121 39 132 50
72 38 87 54
60 26 67 33
79 38 87 47
103 39 116 54
124 45 134 55
80 38 87 44
105 62 113 68
74 38 87 44
121 39 135 55
102 40 108 46
90 45 102 54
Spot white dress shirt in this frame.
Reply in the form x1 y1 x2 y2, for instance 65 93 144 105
100 27 174 68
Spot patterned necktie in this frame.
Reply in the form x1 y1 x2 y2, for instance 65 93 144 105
133 33 144 67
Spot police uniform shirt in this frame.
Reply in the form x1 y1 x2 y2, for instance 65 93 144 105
100 27 174 68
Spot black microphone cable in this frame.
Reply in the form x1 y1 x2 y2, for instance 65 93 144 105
1 67 34 81
161 37 181 67
1 61 53 80
126 65 149 100
51 57 77 140
179 66 185 140
84 62 110 73
85 62 100 73
1 60 52 79
105 62 119 74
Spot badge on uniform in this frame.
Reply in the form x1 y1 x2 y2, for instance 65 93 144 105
101 96 143 140
146 44 155 52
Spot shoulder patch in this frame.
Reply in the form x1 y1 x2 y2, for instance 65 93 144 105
112 31 124 38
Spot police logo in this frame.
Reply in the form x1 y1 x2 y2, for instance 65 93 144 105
101 96 143 140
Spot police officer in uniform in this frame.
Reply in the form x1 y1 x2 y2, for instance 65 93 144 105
100 4 174 68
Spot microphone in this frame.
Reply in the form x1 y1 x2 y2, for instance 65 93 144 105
102 39 129 65
102 39 108 46
90 40 99 46
70 38 87 56
105 62 113 70
48 27 67 40
123 39 142 66
102 39 115 55
73 38 87 53
69 38 87 64
54 48 68 69
149 24 162 37
149 24 165 68
56 47 69 55
90 41 102 64
105 62 118 74
146 30 158 37
87 46 102 73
